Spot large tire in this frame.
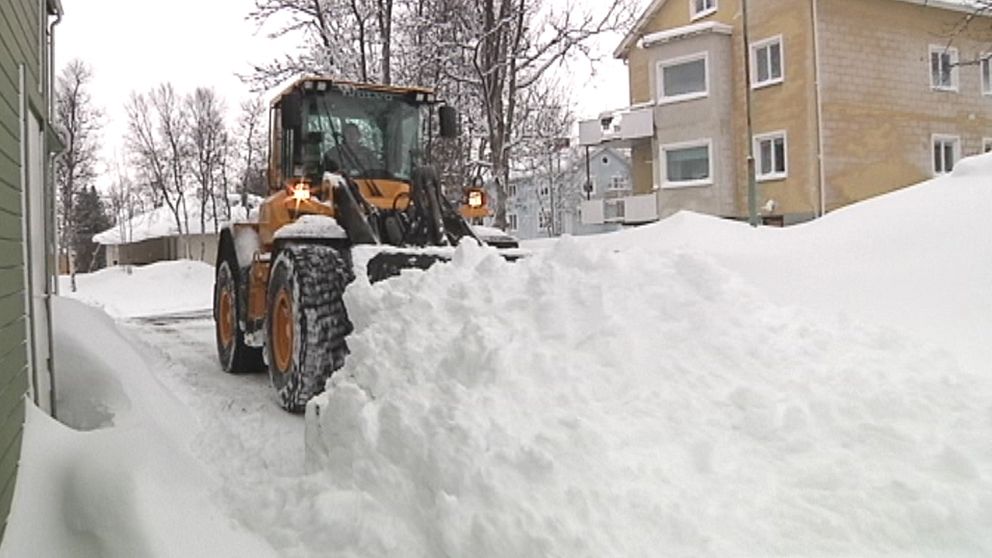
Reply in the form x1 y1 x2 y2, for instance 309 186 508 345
214 258 265 373
265 243 354 413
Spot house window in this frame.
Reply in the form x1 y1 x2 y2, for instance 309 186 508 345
661 139 712 188
508 213 518 230
930 45 959 91
604 199 626 222
690 0 717 20
608 175 630 191
507 182 517 198
754 131 787 181
984 137 992 153
932 135 959 175
538 211 550 229
982 56 991 95
752 36 784 88
658 52 708 103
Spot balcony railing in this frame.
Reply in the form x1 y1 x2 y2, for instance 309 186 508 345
580 192 659 225
578 103 654 148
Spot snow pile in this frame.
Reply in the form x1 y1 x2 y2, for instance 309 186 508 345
274 214 347 240
303 155 992 557
0 298 276 558
60 260 215 318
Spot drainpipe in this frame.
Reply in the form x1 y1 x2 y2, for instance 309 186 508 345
46 1 64 417
810 0 826 217
742 0 759 227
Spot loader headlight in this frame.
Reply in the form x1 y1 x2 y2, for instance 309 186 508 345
289 181 311 202
467 189 484 209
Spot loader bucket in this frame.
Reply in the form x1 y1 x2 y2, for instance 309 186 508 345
358 245 526 284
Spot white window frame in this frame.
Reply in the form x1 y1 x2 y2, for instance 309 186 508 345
931 134 960 175
983 137 992 153
507 213 518 231
929 44 959 92
690 0 717 21
753 131 788 182
660 138 713 189
982 55 992 96
657 51 709 105
751 35 784 89
608 175 630 191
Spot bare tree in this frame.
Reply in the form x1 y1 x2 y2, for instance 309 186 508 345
234 96 268 217
54 59 102 292
187 87 227 259
125 83 192 256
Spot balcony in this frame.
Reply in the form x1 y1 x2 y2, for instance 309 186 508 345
580 192 659 225
578 103 655 148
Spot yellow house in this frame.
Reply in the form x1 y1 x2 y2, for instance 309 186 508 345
580 0 992 225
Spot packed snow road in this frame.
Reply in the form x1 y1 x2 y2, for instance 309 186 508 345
121 313 307 476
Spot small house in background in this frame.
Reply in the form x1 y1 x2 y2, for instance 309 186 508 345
95 196 258 266
506 146 638 239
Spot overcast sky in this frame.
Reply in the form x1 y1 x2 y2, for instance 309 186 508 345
58 0 636 181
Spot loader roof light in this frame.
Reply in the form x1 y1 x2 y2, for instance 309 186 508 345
303 81 315 90
316 81 328 91
467 188 485 209
416 93 425 102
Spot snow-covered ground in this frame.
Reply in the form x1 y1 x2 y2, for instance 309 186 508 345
3 154 990 557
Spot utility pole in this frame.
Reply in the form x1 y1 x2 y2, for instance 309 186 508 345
742 0 759 227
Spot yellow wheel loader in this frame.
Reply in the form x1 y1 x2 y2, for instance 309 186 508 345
213 76 517 412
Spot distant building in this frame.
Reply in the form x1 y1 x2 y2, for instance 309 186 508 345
507 147 642 239
580 0 992 225
96 197 257 266
0 0 64 539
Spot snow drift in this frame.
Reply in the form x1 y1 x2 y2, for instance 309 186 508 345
0 298 277 558
59 260 215 319
305 155 992 557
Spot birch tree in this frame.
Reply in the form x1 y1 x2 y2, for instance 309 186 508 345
54 59 102 291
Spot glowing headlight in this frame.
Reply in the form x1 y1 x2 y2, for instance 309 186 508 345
467 190 484 208
290 182 311 202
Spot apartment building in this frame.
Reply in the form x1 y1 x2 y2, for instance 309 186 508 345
580 0 992 224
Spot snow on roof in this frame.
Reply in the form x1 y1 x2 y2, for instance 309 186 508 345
615 0 983 58
94 194 261 245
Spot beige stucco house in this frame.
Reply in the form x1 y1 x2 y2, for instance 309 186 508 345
580 0 992 225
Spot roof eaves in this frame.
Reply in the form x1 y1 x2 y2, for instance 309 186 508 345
614 0 668 59
891 0 982 14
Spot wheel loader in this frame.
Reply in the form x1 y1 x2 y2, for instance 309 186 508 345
213 76 517 412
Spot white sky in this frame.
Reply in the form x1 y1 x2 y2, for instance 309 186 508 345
58 0 636 182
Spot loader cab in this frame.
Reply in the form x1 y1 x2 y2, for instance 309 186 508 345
268 78 456 192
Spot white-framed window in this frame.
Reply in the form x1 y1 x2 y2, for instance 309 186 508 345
660 139 713 188
608 175 630 191
754 131 787 181
751 36 784 88
538 211 551 229
932 134 960 175
604 199 626 222
929 45 959 91
657 52 709 104
983 137 992 153
690 0 717 20
507 182 517 198
982 55 992 95
507 213 518 231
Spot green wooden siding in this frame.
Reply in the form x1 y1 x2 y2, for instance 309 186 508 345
0 0 48 541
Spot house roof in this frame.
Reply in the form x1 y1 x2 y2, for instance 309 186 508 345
614 0 981 59
94 195 260 246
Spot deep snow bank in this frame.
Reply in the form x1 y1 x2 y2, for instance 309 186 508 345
0 298 276 558
60 260 215 318
307 238 992 557
573 153 992 372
